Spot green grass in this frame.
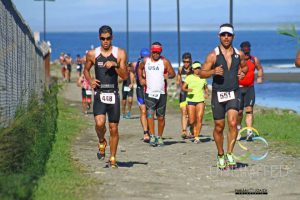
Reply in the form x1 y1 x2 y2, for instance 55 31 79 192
32 95 98 200
251 108 300 156
0 87 58 200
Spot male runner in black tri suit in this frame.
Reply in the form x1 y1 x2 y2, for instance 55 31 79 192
83 25 128 168
200 23 248 169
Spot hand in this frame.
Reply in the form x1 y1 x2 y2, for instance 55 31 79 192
129 84 133 89
257 77 263 84
164 73 168 80
214 65 224 76
140 78 146 86
103 61 117 69
204 93 209 99
238 71 245 80
90 79 100 89
188 88 193 92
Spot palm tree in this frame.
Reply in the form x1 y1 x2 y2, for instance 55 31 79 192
278 24 300 47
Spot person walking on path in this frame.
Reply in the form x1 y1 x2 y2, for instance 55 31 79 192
77 74 93 115
121 64 135 119
181 61 209 144
176 52 192 139
200 23 248 169
237 41 264 141
130 48 151 142
83 25 128 168
138 42 176 146
76 54 83 78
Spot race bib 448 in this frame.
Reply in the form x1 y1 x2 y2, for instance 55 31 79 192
100 93 115 104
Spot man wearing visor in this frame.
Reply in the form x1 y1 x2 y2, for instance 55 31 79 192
200 24 248 169
138 42 176 147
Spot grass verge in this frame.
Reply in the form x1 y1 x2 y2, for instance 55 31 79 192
0 86 58 200
252 108 300 157
32 93 97 200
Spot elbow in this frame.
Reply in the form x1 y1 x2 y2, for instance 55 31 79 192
295 61 300 68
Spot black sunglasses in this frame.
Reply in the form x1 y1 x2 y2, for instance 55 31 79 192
152 51 161 54
183 61 190 63
220 32 233 37
100 36 112 41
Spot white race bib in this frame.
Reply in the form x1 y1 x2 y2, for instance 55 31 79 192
148 92 160 100
217 91 235 103
86 90 92 95
100 93 115 104
76 65 81 69
123 86 131 92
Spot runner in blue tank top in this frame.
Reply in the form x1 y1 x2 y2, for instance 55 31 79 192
83 25 128 168
200 23 248 170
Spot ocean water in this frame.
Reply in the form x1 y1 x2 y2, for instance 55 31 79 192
46 31 300 112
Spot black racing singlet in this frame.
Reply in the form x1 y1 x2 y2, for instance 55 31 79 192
94 46 119 91
180 66 190 83
212 46 240 91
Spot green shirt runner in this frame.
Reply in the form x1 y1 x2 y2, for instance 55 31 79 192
185 74 207 102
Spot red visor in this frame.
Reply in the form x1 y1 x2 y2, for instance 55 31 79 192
151 45 162 53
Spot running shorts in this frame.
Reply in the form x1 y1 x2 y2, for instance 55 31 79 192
145 93 167 117
93 90 120 123
211 89 240 120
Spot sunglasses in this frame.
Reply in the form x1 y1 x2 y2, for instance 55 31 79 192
100 36 112 41
183 61 190 63
152 51 161 54
220 32 233 37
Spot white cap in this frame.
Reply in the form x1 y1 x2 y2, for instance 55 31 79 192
219 26 234 34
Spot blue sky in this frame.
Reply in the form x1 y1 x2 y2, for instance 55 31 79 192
12 0 300 32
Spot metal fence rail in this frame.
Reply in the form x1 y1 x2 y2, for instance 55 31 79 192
0 0 48 128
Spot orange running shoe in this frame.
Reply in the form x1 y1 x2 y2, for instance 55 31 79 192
108 156 118 168
97 138 107 160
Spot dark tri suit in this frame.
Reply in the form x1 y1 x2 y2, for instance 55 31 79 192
122 71 134 100
179 66 190 104
134 59 146 105
93 46 120 123
211 46 241 120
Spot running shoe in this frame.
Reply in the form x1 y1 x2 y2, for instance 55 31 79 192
107 156 118 168
246 129 253 141
226 153 237 168
97 139 107 160
126 112 132 119
194 137 200 144
149 135 157 146
217 154 226 170
143 133 150 143
157 136 164 146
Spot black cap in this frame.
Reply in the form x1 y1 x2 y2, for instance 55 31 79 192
240 41 251 48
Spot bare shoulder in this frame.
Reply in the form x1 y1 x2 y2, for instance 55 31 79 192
205 50 216 62
162 57 172 65
86 49 95 62
117 47 126 58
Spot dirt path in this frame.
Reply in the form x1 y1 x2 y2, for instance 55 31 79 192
63 80 300 200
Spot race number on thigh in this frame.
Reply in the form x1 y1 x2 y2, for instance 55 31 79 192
100 93 115 104
123 86 131 92
148 92 160 100
217 91 235 103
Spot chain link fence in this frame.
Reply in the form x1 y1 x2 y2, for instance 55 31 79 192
0 0 50 128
